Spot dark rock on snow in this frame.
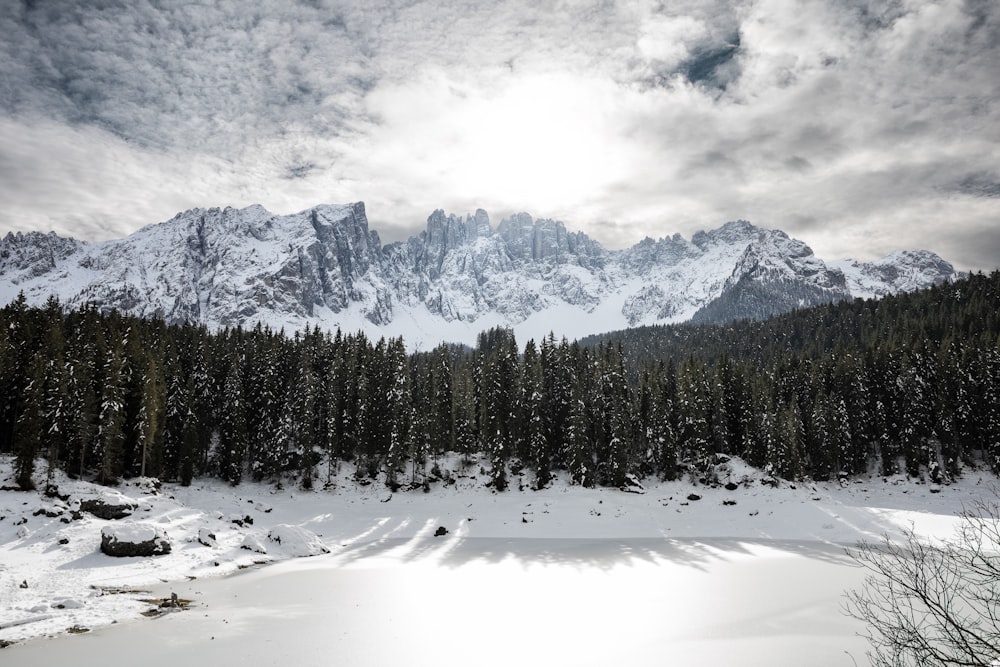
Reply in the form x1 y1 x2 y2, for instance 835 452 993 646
100 524 171 557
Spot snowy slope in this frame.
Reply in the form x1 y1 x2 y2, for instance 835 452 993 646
0 204 961 348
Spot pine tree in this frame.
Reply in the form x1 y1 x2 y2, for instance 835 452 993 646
566 389 593 486
65 312 100 480
542 334 572 469
429 345 454 459
383 338 410 488
42 323 70 489
478 329 519 490
138 354 166 478
675 357 712 471
771 399 805 481
521 340 550 487
597 343 631 487
97 343 126 485
451 367 477 466
14 352 46 489
284 345 319 489
217 353 248 485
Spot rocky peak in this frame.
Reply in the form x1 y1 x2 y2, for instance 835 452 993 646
0 230 83 277
692 219 758 249
496 213 606 266
620 232 698 273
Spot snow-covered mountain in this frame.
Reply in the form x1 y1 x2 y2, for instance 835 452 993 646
0 202 961 348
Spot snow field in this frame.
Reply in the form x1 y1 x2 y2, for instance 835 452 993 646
1 455 995 665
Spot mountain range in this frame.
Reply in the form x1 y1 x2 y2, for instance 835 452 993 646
0 202 960 348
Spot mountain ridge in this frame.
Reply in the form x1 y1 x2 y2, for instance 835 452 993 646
0 202 961 348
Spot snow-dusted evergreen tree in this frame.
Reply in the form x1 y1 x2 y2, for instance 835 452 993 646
451 367 477 466
97 339 127 485
637 369 678 479
216 351 248 485
898 354 934 477
541 334 573 469
242 331 282 481
137 353 165 478
40 321 69 489
770 399 805 481
14 351 46 489
596 343 631 487
711 354 745 455
833 355 871 475
982 350 1000 474
382 338 410 488
477 327 519 490
521 339 550 487
321 330 349 486
566 390 592 486
283 344 318 489
429 345 454 459
0 293 30 459
810 390 852 479
675 356 712 470
64 311 101 480
354 334 387 480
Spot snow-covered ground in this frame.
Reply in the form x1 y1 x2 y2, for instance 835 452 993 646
1 455 994 666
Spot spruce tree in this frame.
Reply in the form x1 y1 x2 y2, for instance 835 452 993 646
97 343 126 485
14 352 46 489
217 353 248 485
138 354 166 478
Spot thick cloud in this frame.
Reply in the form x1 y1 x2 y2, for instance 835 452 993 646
0 0 997 270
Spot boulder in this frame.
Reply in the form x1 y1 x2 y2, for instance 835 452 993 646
100 523 171 557
79 490 138 520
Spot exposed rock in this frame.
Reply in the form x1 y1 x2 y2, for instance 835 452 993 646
434 526 448 537
33 507 63 518
100 523 171 557
78 491 138 520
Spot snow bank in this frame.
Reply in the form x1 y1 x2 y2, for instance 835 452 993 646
266 525 330 557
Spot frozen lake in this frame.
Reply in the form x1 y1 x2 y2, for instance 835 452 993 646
3 536 871 667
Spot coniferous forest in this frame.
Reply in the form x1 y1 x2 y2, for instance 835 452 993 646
2 271 999 493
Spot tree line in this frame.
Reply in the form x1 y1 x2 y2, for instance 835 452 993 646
2 271 999 492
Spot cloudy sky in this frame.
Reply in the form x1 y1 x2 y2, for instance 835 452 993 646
1 0 997 270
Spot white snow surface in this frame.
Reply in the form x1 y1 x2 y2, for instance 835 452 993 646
1 455 996 666
100 522 166 544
